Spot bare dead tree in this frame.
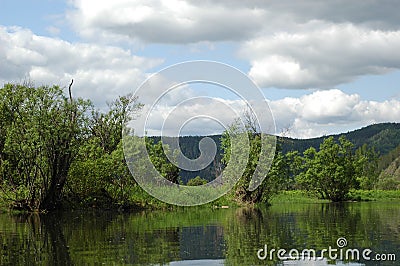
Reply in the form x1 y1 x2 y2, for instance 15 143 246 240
68 79 74 103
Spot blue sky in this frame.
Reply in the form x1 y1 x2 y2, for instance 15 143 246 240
1 0 400 138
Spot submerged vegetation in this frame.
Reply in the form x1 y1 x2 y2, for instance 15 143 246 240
0 82 399 212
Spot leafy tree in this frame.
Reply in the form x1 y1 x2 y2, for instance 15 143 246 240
145 138 180 184
221 117 281 204
296 136 359 202
355 144 379 190
66 94 143 207
0 82 91 211
90 94 142 153
283 150 302 189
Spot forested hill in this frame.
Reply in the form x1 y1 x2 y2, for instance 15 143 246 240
151 122 400 183
281 123 400 155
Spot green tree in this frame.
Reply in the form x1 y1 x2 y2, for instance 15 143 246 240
146 138 180 184
355 144 379 190
297 136 359 202
0 82 91 211
66 94 143 207
90 94 142 153
221 117 281 204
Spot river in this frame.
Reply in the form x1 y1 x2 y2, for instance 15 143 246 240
0 202 399 265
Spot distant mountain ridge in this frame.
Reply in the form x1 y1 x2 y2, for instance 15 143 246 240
281 122 400 155
151 122 400 183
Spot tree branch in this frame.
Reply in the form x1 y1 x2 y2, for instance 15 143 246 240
68 79 74 103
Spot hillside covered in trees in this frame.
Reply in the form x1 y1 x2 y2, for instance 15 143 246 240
281 123 400 155
162 123 400 185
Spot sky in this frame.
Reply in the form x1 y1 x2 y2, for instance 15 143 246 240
1 0 400 138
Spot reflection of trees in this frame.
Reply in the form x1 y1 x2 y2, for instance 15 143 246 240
1 203 399 265
223 203 400 265
42 214 72 265
64 209 229 264
0 213 72 265
224 207 279 266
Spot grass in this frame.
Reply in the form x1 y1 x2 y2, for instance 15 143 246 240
269 190 329 204
270 189 400 204
2 187 400 213
347 189 400 202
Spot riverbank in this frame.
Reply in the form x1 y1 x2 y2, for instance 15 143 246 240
270 190 400 204
2 189 400 213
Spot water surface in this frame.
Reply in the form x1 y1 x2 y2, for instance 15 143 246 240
0 202 399 265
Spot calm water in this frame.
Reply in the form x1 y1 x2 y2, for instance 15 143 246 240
0 202 399 265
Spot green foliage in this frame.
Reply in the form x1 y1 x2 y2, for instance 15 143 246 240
90 95 143 153
376 174 400 190
347 189 400 201
378 144 400 172
355 144 379 190
66 96 178 208
67 140 135 207
150 135 224 184
269 190 329 204
145 138 180 184
377 144 400 188
0 82 182 211
281 122 400 155
0 83 91 211
296 136 360 202
221 119 282 204
186 176 208 186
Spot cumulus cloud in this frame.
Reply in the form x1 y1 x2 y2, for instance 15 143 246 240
3 2 400 138
242 24 400 88
67 0 400 44
131 87 400 138
67 0 264 44
66 0 400 90
269 89 400 138
132 91 247 136
0 26 162 106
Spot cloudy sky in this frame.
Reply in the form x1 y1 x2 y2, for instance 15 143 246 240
1 0 400 138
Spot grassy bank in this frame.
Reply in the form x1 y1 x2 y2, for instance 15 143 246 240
270 190 329 204
3 188 400 213
270 190 400 204
347 189 400 201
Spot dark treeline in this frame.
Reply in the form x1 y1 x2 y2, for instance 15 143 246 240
149 135 224 184
280 122 400 155
159 123 400 188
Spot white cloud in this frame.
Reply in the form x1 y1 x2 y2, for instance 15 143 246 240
66 1 400 90
269 89 400 138
67 0 264 44
67 0 400 44
0 26 163 106
133 96 246 136
131 88 400 138
300 89 360 123
242 24 400 89
3 2 400 138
